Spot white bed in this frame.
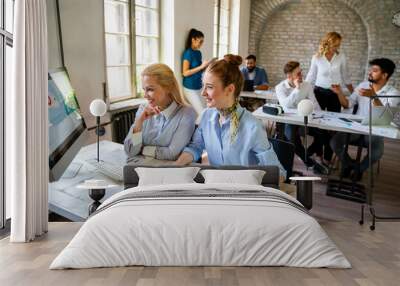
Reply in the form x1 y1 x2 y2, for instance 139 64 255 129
50 183 350 269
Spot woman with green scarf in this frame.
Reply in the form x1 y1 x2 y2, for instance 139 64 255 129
176 55 285 177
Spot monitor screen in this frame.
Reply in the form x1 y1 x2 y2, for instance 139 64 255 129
243 80 255 92
48 68 87 181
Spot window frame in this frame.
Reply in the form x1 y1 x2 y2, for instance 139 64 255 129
214 0 231 58
104 0 135 103
103 0 161 103
134 0 160 96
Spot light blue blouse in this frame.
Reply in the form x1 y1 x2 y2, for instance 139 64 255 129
183 106 286 176
124 102 197 161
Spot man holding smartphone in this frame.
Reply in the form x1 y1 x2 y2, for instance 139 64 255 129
330 58 400 180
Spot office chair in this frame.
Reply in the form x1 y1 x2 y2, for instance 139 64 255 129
326 104 367 203
269 137 300 182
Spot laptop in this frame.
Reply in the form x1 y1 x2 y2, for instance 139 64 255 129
361 106 400 126
243 80 255 92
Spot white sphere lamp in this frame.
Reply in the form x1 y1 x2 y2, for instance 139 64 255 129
90 99 107 162
297 99 314 117
90 99 107 117
297 99 314 167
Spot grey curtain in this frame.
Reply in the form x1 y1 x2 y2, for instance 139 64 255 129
7 0 48 242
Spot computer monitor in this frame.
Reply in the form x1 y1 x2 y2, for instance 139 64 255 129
48 67 87 182
243 79 255 92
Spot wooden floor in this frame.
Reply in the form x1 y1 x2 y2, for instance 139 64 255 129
309 138 400 222
0 139 400 286
1 221 400 286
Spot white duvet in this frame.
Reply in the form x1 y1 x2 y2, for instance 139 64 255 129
50 183 350 269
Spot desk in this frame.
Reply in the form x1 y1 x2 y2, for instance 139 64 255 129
240 90 277 102
253 107 400 139
254 107 400 217
48 140 170 221
240 91 278 112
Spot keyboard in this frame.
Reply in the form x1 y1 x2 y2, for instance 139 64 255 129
86 159 123 181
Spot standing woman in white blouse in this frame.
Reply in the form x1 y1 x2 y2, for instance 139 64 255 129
306 32 354 112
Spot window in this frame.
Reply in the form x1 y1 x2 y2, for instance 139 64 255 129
104 0 133 102
135 0 159 95
213 0 230 58
1 0 14 229
104 0 160 102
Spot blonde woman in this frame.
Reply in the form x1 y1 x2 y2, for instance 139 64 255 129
124 63 196 161
176 55 285 177
306 32 354 112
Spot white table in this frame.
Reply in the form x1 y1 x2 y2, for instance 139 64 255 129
240 90 278 102
253 107 400 139
48 140 171 221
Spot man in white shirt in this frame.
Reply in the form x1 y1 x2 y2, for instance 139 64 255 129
276 61 329 174
330 58 400 180
276 62 320 112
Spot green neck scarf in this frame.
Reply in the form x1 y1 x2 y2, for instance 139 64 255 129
218 100 240 144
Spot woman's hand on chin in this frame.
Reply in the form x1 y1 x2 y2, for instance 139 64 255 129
141 104 161 121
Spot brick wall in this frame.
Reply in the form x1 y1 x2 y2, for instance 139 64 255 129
249 0 400 90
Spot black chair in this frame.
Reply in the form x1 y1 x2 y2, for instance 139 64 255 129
326 104 366 203
269 137 296 182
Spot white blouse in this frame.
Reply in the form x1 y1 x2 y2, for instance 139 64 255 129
305 53 351 89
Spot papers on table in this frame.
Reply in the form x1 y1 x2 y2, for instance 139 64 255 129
253 107 400 139
99 148 128 165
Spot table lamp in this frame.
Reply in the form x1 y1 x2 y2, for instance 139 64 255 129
297 99 314 167
90 99 107 162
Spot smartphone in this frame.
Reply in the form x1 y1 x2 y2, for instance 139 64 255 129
339 117 352 123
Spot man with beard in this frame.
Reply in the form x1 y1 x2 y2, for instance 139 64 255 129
240 54 269 90
330 58 400 181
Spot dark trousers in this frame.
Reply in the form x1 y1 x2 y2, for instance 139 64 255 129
330 133 384 173
284 124 330 164
312 86 340 160
314 86 341 112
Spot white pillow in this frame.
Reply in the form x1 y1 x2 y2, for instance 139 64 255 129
200 169 266 185
135 167 201 186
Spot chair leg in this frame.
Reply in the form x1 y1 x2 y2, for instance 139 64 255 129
268 121 275 138
327 154 337 174
377 159 380 175
348 140 366 190
326 137 367 204
340 135 351 177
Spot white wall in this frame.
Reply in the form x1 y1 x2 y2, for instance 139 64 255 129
47 0 63 69
230 0 240 54
160 0 175 70
58 0 108 129
161 0 250 81
237 0 251 59
161 0 214 85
